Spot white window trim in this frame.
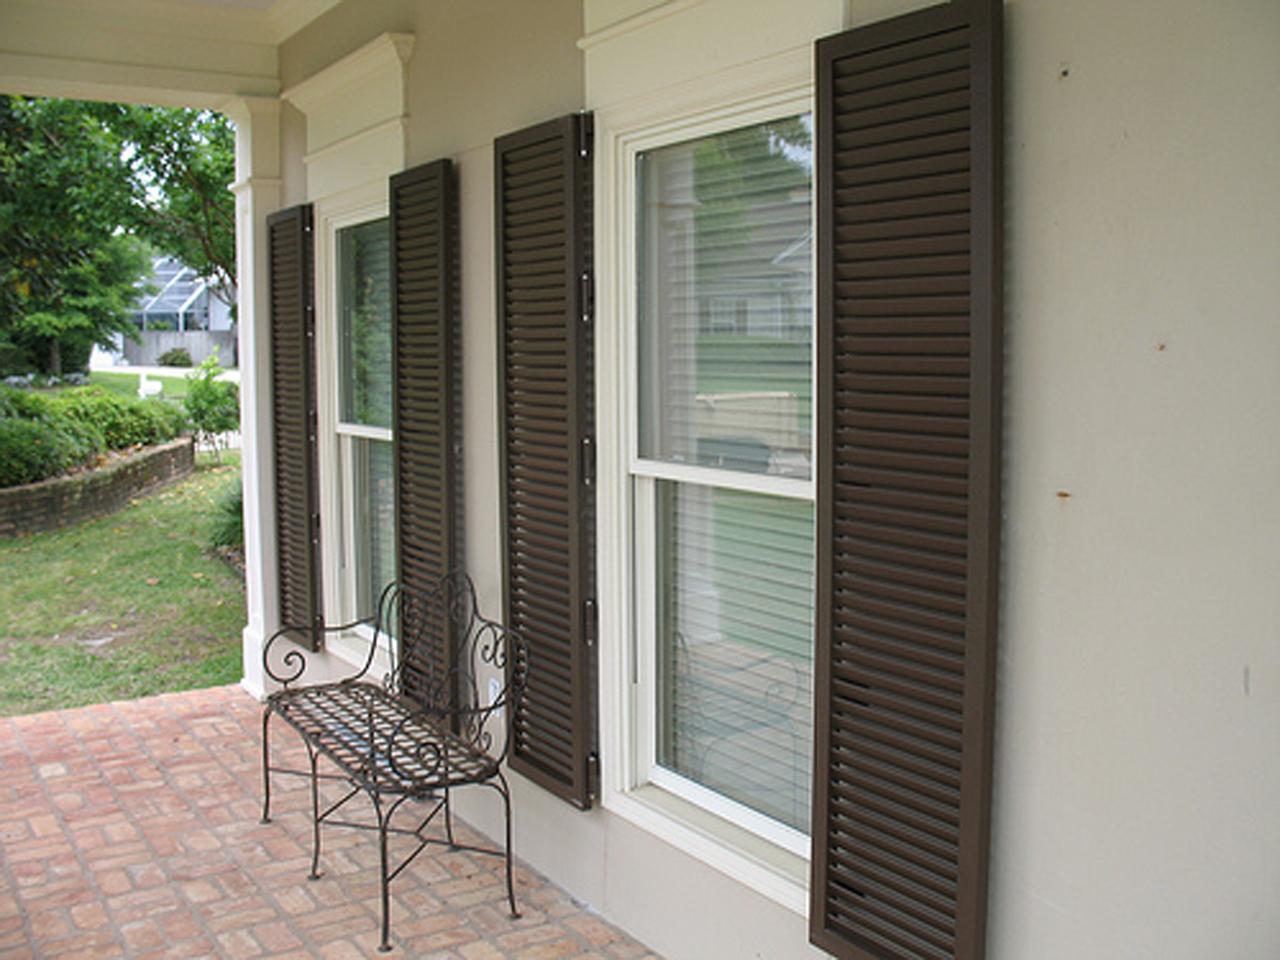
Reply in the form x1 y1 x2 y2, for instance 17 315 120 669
314 182 391 672
594 46 816 916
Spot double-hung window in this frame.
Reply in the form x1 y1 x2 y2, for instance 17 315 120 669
334 217 395 620
631 112 816 852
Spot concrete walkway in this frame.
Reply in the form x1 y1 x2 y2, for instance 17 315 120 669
0 686 659 960
91 363 240 384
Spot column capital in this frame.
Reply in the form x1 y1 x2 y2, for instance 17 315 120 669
222 95 283 184
219 95 282 127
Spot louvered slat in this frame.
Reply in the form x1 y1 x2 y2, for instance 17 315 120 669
812 3 1001 960
496 114 596 809
267 205 322 650
390 159 462 705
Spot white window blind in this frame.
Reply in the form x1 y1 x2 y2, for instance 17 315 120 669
338 219 392 429
336 217 394 619
635 114 816 840
656 482 815 833
637 116 814 480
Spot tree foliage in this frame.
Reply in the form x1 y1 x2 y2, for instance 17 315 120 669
91 103 237 308
0 96 236 376
0 97 143 374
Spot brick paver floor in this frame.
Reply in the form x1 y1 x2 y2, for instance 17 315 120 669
0 685 660 959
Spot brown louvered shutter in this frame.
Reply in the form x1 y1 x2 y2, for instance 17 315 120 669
390 159 462 695
267 204 323 650
495 114 597 808
811 2 1002 958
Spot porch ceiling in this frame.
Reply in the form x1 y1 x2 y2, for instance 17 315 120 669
0 0 342 108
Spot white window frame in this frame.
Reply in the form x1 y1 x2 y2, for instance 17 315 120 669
595 48 816 915
314 184 392 667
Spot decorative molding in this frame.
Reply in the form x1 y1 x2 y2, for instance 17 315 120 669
592 44 810 131
281 33 415 115
607 789 810 916
577 0 707 50
229 175 284 196
301 116 407 166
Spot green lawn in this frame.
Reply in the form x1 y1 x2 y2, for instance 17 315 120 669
89 369 192 401
0 452 245 716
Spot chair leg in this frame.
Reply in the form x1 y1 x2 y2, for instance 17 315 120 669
375 795 392 952
307 744 323 881
259 709 272 824
496 773 519 919
443 785 456 848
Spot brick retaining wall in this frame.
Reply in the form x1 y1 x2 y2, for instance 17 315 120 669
0 437 194 538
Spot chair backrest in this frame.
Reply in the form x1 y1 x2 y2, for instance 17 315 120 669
373 572 528 761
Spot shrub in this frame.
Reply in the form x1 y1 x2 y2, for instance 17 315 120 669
47 386 184 450
157 347 194 367
184 355 239 461
0 388 105 460
151 400 189 439
0 387 50 420
0 418 84 487
209 478 244 549
0 384 185 488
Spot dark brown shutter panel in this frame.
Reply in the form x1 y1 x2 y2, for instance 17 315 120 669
495 113 596 808
267 204 323 650
390 158 462 697
812 2 1002 958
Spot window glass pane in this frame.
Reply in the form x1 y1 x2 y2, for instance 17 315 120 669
638 116 813 479
656 480 814 833
351 437 396 620
338 218 392 428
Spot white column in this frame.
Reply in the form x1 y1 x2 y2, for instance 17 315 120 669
222 96 282 700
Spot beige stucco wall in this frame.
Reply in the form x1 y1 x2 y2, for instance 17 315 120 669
277 0 416 90
276 0 1280 957
994 0 1280 956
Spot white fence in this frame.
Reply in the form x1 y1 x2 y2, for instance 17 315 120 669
123 331 237 367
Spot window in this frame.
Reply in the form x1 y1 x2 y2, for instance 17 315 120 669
632 114 816 849
335 217 395 619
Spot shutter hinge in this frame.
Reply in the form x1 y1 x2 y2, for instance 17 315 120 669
579 270 594 324
577 115 592 159
581 436 595 487
586 751 599 796
583 598 597 647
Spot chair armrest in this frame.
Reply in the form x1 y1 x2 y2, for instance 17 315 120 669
261 617 377 689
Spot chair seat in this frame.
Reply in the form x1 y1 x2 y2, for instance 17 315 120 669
269 681 498 795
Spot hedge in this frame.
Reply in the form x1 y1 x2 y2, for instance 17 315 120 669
0 385 188 489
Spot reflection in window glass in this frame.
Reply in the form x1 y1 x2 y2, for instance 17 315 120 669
351 437 396 620
338 218 392 429
637 115 813 479
336 216 395 619
656 481 815 833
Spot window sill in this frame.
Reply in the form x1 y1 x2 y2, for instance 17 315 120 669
604 781 809 916
325 624 391 680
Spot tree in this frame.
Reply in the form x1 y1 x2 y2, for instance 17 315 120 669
0 96 144 375
183 352 239 462
14 235 153 375
92 104 237 309
0 96 236 375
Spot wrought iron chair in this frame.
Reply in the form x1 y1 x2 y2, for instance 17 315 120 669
259 571 528 952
